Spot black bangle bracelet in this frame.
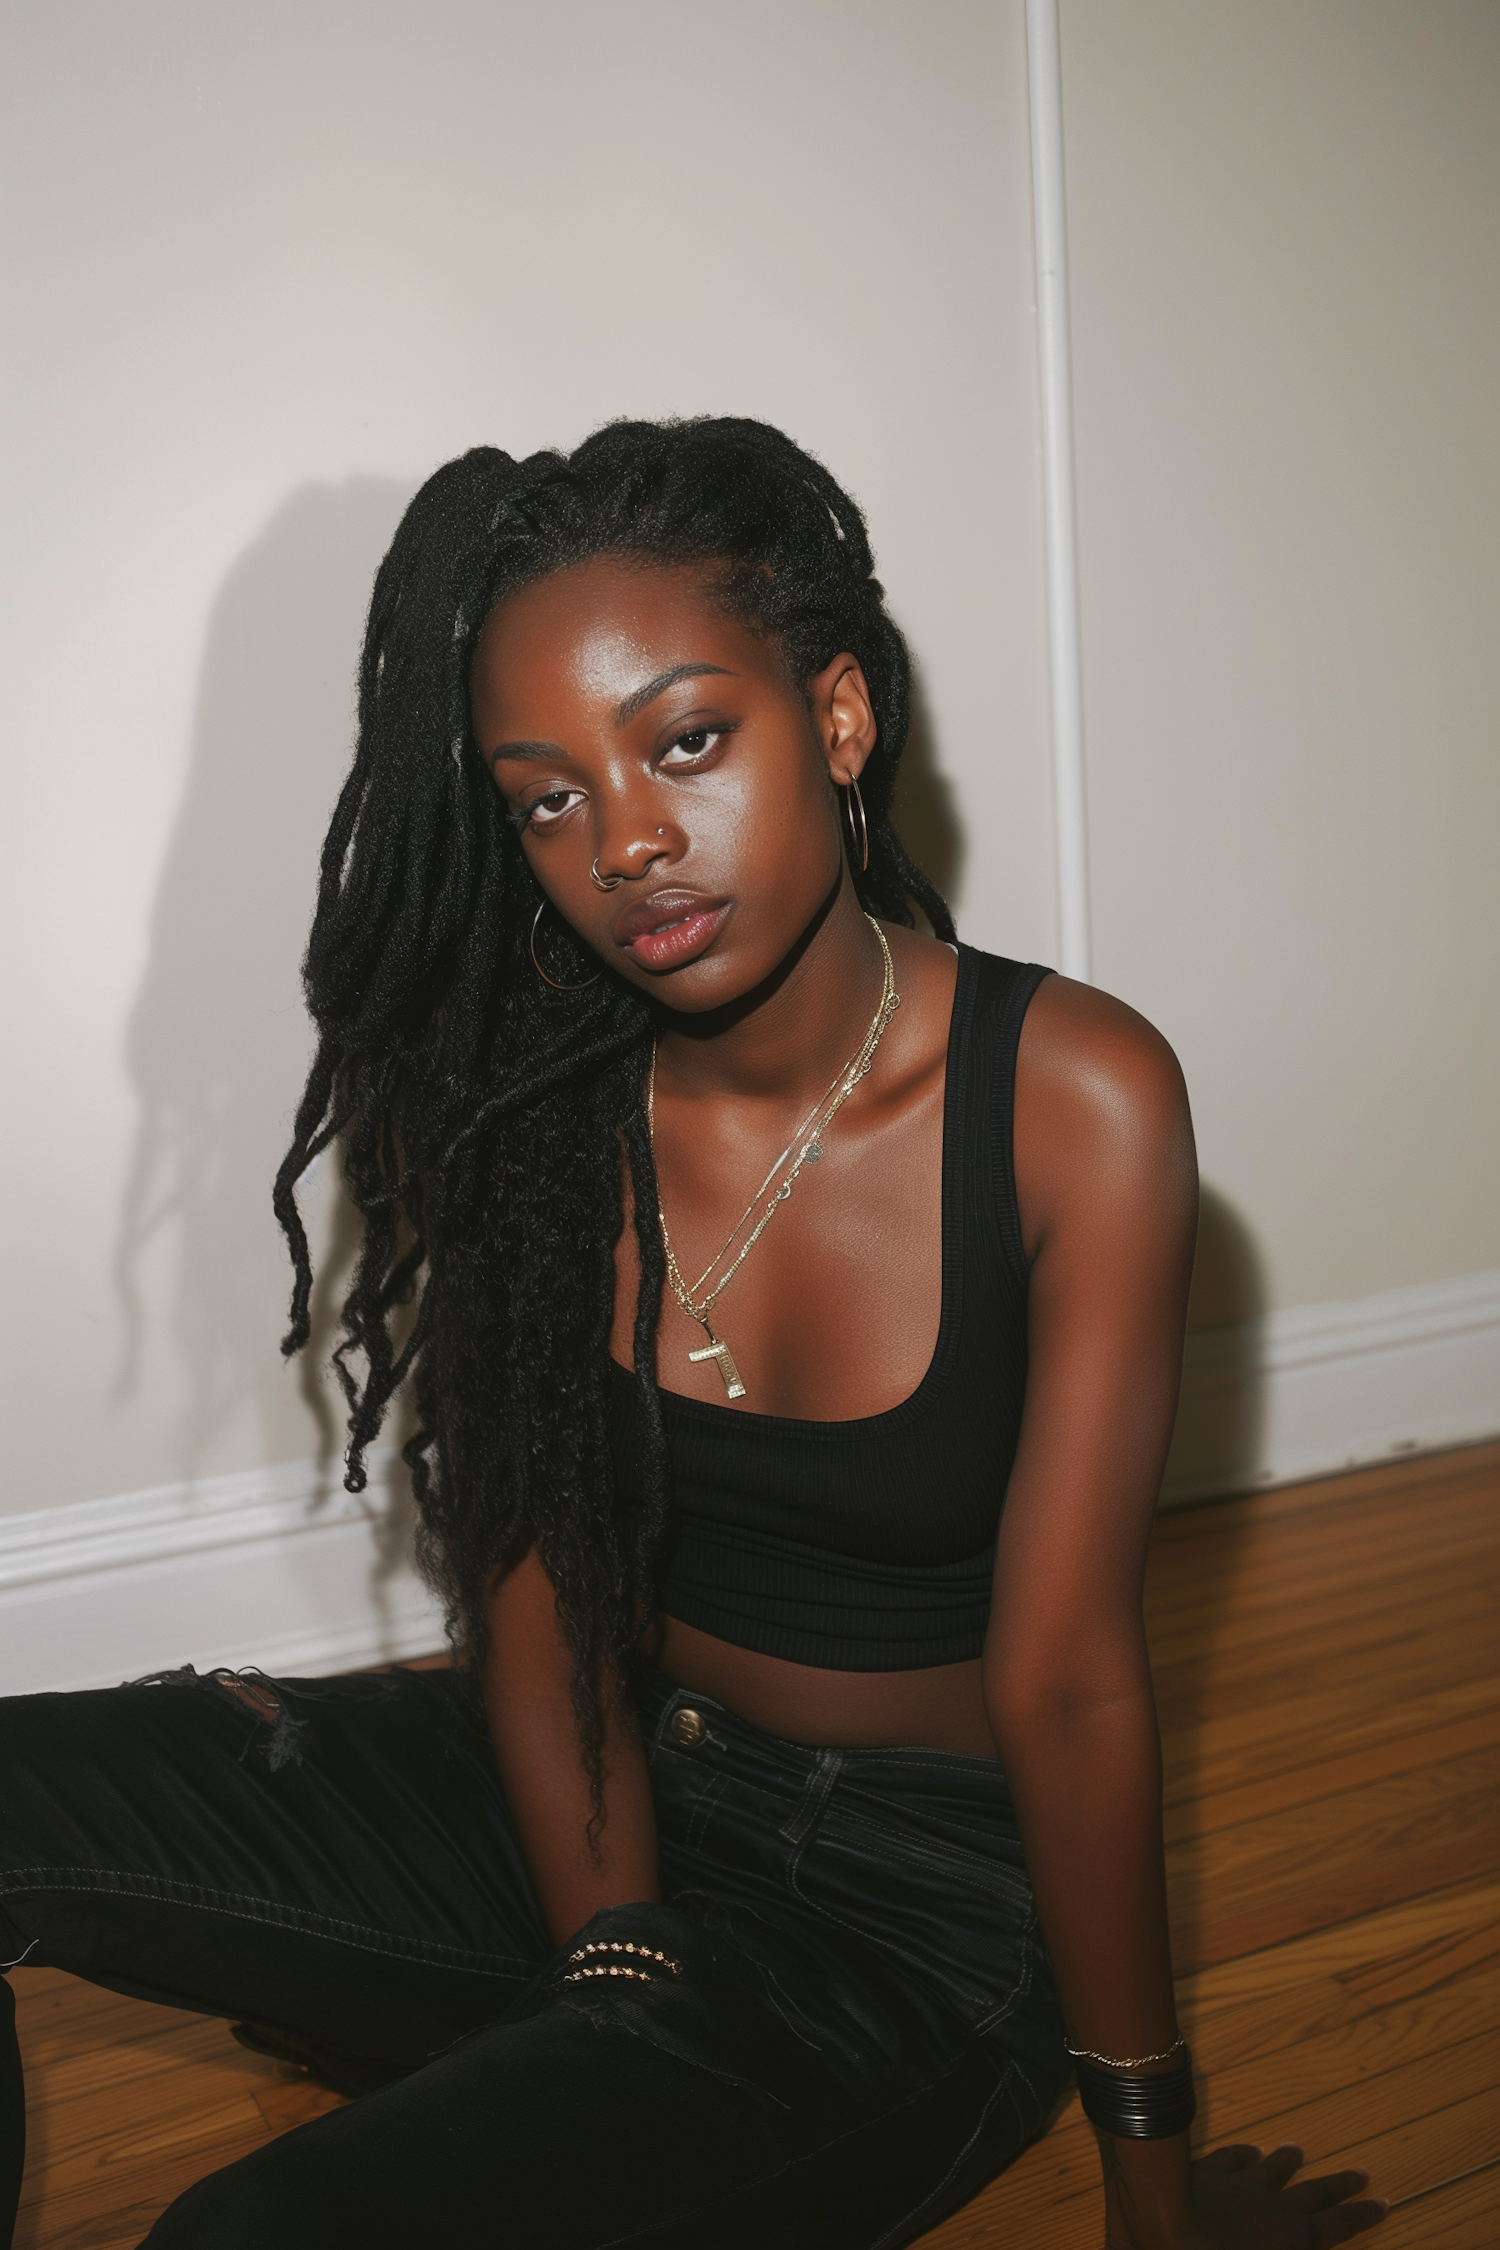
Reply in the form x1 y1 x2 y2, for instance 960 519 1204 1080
1074 2049 1196 2139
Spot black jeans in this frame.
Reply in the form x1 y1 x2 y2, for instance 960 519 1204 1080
0 1663 1066 2248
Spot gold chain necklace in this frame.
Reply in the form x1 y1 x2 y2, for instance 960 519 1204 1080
677 1026 877 1299
647 916 900 1400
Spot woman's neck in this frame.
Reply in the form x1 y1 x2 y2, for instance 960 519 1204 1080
651 882 889 1108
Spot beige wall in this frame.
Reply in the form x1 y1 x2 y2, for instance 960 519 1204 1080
2 2 1495 1523
0 0 1052 1516
1061 0 1500 1321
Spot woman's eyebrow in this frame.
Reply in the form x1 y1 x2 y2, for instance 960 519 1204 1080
486 739 562 769
615 663 733 726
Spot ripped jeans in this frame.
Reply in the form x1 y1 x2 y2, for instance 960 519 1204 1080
0 1664 1066 2249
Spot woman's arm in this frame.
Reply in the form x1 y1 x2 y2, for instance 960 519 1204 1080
987 977 1382 2250
987 975 1194 2245
483 1545 662 1947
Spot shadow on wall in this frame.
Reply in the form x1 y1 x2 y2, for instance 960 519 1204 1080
114 477 414 1501
891 665 965 915
1154 1184 1268 1980
1164 1184 1269 1505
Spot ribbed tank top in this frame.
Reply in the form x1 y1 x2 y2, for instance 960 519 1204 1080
607 945 1051 1671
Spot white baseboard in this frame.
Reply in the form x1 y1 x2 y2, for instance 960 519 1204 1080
2 1269 1495 1695
0 1452 444 1698
1162 1266 1500 1505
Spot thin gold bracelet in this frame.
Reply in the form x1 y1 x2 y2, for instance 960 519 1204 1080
1063 2033 1187 2070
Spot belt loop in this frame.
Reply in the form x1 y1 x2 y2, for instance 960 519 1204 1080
778 1746 843 1847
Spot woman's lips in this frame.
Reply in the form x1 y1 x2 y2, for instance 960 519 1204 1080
622 901 730 971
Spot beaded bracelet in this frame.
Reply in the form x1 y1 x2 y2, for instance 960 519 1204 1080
561 1939 683 1985
1073 2048 1196 2140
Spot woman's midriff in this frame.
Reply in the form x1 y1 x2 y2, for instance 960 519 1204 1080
654 1614 1000 1757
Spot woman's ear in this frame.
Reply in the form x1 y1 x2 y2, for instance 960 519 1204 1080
807 652 877 787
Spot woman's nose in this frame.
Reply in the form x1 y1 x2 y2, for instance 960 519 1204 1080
591 822 681 886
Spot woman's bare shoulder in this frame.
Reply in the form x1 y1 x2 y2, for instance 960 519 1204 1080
1015 973 1195 1248
1023 972 1186 1123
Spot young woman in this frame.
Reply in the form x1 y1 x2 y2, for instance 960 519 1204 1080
0 420 1385 2249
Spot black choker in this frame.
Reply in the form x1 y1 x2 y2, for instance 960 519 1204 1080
1074 2049 1196 2139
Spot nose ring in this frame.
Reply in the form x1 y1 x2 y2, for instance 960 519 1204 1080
590 857 624 893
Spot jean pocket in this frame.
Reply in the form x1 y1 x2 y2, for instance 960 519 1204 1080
790 1802 1039 2028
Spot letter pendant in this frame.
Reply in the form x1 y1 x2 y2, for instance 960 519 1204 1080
688 1332 747 1400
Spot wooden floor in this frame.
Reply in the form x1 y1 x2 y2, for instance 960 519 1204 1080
11 1442 1500 2248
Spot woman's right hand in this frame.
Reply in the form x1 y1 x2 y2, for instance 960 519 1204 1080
1108 2141 1389 2250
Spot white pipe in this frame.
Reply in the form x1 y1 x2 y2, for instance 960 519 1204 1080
1025 0 1092 982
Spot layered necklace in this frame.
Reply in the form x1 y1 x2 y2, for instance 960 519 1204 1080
647 916 900 1400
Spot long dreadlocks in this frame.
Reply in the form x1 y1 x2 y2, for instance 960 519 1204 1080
276 416 955 1790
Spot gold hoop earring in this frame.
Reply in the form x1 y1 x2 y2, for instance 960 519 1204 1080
590 857 623 893
842 777 870 874
530 900 599 992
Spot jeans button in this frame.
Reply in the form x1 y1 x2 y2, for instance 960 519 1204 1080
672 1707 707 1748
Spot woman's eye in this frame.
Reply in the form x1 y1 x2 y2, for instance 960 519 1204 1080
661 728 725 765
522 788 584 827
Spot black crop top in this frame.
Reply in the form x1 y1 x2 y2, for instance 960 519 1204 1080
607 945 1051 1671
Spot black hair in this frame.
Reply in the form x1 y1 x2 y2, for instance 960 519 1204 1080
275 416 954 1801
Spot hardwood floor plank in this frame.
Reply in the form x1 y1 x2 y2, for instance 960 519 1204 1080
1195 1986 1500 2140
1152 1606 1500 1728
1148 1460 1497 1550
1150 1489 1500 1587
20 2098 272 2203
1150 1441 1500 1546
1149 1470 1497 1576
1146 1503 1499 1639
19 2028 269 2122
1146 1533 1493 1645
15 2105 276 2248
8 1976 218 2070
1154 1572 1497 1681
1149 1571 1497 1699
1153 1609 1499 1732
1211 2031 1500 2184
1163 1698 1500 1840
1183 1919 1500 2076
1315 2082 1500 2206
11 1978 288 2247
1372 2160 1500 2250
17 2197 186 2250
1147 1508 1500 1638
1173 1878 1500 2012
1167 1747 1500 1971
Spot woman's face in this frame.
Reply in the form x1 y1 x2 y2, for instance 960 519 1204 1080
471 557 876 1013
